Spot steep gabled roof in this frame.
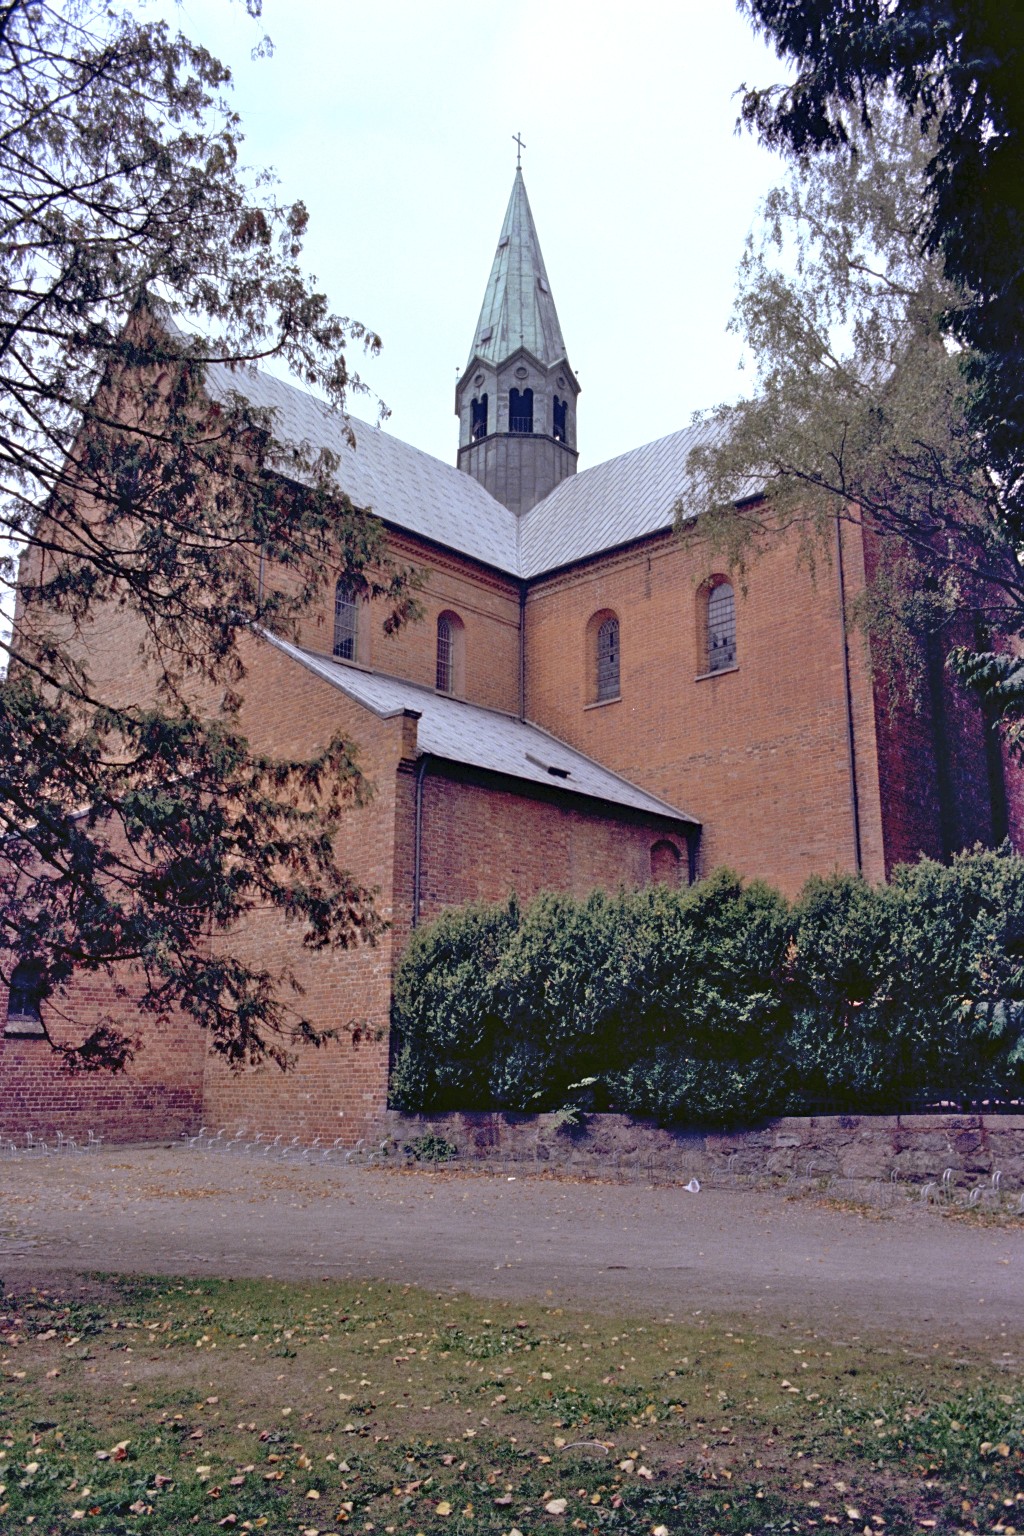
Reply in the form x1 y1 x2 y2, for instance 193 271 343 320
466 169 569 371
207 361 521 573
264 633 698 826
208 360 729 579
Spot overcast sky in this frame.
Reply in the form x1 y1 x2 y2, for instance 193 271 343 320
157 0 791 470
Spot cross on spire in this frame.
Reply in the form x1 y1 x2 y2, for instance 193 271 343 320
512 132 525 169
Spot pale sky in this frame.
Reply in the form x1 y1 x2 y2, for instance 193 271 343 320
155 0 790 470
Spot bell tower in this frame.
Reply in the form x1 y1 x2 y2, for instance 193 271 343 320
455 166 580 516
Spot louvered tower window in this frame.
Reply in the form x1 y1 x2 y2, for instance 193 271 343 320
436 614 454 693
333 580 358 661
707 582 736 672
597 617 620 701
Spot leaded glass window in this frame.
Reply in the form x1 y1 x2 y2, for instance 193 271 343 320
436 614 454 693
707 582 736 672
597 616 620 701
333 581 358 662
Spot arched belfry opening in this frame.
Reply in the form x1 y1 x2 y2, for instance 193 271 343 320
509 387 533 433
454 166 580 516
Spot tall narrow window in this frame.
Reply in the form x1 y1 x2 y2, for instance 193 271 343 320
435 611 464 695
553 395 568 442
471 394 488 440
436 614 454 693
333 580 358 662
707 581 736 673
597 616 620 701
509 387 533 433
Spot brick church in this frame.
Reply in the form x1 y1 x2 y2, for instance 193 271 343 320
3 170 1020 1144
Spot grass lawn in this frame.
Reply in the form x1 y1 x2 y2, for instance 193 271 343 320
1 1273 1021 1535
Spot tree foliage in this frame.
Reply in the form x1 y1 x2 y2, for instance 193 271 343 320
0 0 415 1068
684 104 1020 709
730 0 1024 725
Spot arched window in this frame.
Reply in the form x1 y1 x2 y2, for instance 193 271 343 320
596 616 620 701
586 609 621 704
509 387 533 433
707 580 736 673
650 841 682 888
435 611 465 695
471 394 488 440
6 959 45 1030
333 580 359 662
553 395 568 442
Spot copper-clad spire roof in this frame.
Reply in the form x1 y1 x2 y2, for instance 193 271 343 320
467 169 569 369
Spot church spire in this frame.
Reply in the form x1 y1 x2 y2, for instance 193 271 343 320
455 167 580 517
468 168 569 372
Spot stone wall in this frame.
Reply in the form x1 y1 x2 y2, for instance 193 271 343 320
385 1109 1024 1189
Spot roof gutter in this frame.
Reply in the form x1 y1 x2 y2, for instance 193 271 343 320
518 579 527 721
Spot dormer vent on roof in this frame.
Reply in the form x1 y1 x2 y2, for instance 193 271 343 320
455 167 580 518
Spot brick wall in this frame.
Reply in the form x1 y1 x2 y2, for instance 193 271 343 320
295 531 523 716
0 969 204 1144
197 634 411 1145
524 525 885 897
119 641 695 1143
415 763 692 923
860 525 1024 872
0 632 412 1148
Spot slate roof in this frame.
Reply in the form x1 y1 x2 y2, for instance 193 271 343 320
467 170 569 371
207 361 521 573
264 633 698 826
519 419 727 579
208 360 727 580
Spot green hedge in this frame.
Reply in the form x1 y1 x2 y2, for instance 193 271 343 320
389 849 1024 1128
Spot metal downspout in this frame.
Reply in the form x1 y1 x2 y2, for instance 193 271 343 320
835 515 863 874
412 754 432 929
518 580 527 721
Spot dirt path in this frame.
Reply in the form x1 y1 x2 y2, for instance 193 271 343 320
1 1147 1021 1345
